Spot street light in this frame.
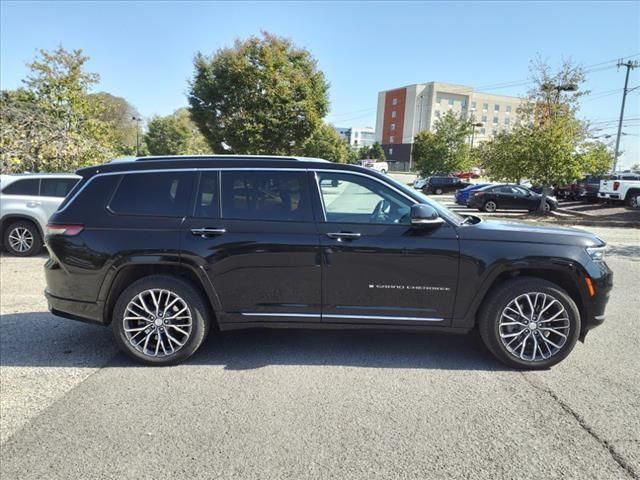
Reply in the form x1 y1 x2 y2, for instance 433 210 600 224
132 116 143 156
470 122 484 148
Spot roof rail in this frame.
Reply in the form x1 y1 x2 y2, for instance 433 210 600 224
132 154 328 162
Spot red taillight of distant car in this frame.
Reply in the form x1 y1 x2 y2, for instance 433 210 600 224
46 224 84 236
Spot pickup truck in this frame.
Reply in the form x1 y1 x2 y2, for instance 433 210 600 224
598 172 640 207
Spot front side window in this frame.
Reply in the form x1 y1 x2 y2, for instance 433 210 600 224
2 178 39 196
221 170 312 222
40 178 79 198
109 172 193 217
317 172 412 225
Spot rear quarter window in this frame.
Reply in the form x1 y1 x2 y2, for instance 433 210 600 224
109 172 195 217
2 178 40 195
41 178 79 197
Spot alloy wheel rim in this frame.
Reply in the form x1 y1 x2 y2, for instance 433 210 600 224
123 289 193 358
486 201 496 212
498 292 570 362
8 227 34 252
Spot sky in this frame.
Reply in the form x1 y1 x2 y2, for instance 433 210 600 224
1 0 639 168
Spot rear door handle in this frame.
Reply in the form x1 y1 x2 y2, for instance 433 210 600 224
191 227 226 237
26 201 41 207
326 232 361 240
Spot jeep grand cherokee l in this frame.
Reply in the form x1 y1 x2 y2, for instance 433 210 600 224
44 156 612 369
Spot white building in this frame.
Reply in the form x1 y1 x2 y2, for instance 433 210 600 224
335 126 376 150
375 82 523 167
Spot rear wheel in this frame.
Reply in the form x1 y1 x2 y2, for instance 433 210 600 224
626 191 639 208
3 220 41 257
483 200 497 213
434 187 444 195
478 277 581 369
111 275 210 365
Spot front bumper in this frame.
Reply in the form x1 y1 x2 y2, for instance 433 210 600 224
45 289 105 326
581 261 613 338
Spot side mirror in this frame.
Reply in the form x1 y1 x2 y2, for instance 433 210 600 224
410 204 444 227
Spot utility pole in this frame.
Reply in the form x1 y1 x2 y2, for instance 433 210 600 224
613 59 639 172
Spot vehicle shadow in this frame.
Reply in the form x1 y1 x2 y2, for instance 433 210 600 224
0 312 507 371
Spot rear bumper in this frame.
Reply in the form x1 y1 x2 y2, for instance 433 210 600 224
45 289 105 326
598 192 620 200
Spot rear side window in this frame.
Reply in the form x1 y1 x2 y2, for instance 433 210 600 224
221 170 312 221
2 178 39 195
109 172 194 217
41 178 78 197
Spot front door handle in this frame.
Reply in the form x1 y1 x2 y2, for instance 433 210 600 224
326 232 361 240
26 201 41 207
191 227 226 237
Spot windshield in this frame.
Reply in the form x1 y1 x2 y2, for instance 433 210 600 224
384 175 466 225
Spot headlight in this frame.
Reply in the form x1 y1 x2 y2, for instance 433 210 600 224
586 246 606 262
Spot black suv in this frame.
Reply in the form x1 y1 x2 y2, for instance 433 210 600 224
44 156 612 369
423 176 471 195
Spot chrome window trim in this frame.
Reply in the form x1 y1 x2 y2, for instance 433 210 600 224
58 166 422 219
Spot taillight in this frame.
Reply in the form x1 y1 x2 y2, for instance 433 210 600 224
46 224 84 236
613 181 620 191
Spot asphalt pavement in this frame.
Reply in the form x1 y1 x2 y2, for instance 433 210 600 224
1 225 638 479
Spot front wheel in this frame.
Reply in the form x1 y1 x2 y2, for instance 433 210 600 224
478 277 581 369
3 220 42 257
112 275 210 365
434 187 443 195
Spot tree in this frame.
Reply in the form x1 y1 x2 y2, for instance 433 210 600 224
145 109 210 156
90 92 140 155
300 123 349 162
480 58 614 213
188 32 329 155
1 47 115 173
413 111 472 176
631 163 640 171
369 142 386 161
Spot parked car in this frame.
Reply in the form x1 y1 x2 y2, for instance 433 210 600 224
423 176 472 195
413 177 428 189
1 173 80 256
598 172 640 206
577 175 602 203
468 184 558 213
360 159 388 174
44 155 611 370
455 183 491 206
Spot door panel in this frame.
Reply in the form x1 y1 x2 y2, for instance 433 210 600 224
180 170 322 324
314 171 459 325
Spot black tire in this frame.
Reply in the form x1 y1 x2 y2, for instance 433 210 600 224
478 277 581 369
3 220 42 257
111 275 211 366
482 200 498 213
626 191 639 208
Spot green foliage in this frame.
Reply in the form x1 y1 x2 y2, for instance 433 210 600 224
357 142 385 160
1 47 116 173
413 111 472 176
145 109 210 156
90 92 141 155
576 142 613 175
345 148 360 164
188 32 329 155
300 123 349 162
477 128 528 183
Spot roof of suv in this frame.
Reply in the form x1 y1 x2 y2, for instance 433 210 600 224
76 155 362 177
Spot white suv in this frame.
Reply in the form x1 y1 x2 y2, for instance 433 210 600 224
1 174 80 256
598 172 640 207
